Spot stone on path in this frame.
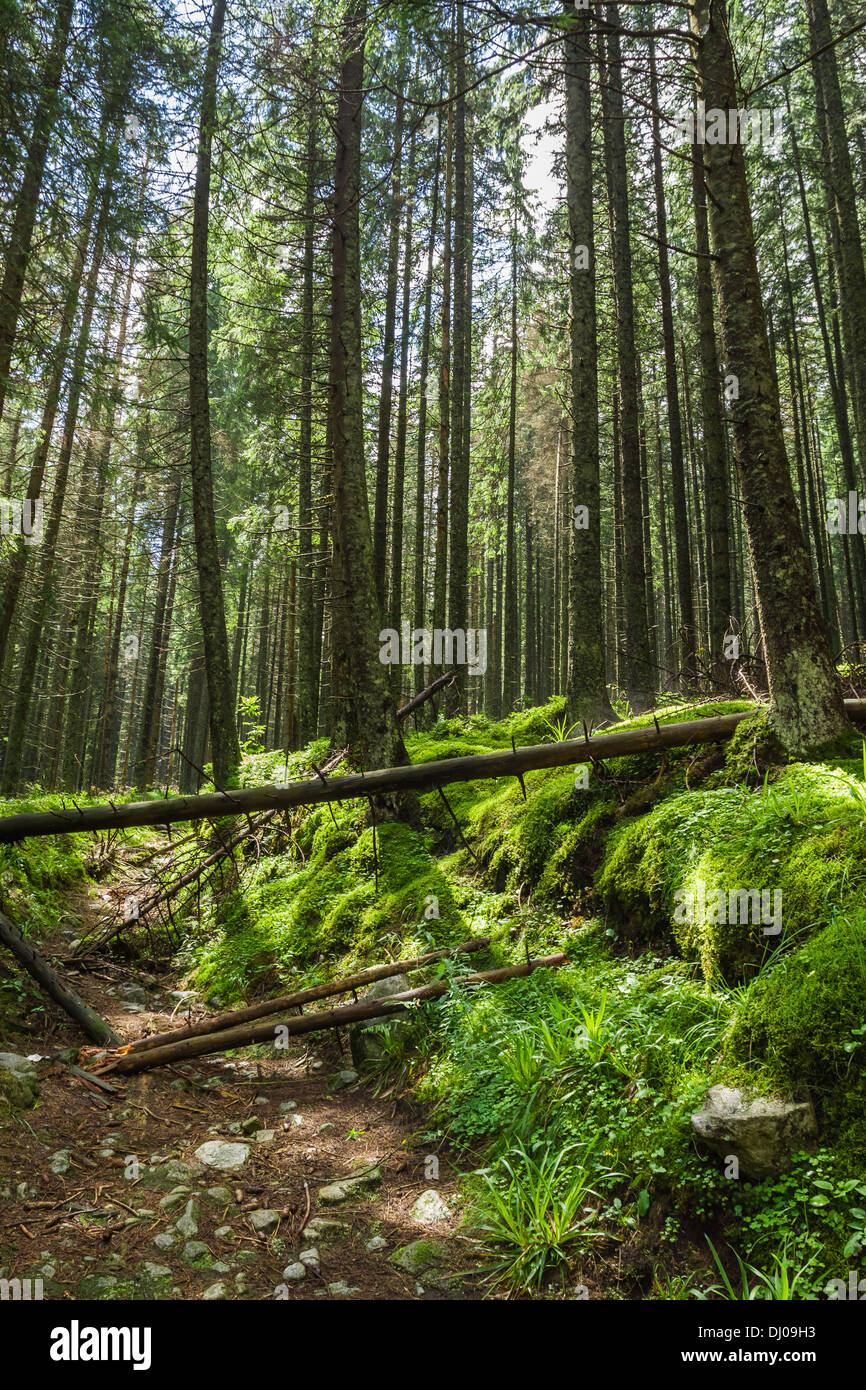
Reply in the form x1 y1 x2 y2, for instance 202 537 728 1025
195 1140 249 1171
410 1189 451 1224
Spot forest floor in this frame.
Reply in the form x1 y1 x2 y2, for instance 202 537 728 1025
0 841 481 1302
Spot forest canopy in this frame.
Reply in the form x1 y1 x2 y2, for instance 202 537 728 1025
0 0 864 790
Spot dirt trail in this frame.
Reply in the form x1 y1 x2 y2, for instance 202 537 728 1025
0 851 477 1301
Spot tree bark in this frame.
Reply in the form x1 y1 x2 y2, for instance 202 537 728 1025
600 12 654 712
188 0 241 789
564 2 616 727
0 910 119 1046
328 0 409 792
689 0 847 750
0 0 74 427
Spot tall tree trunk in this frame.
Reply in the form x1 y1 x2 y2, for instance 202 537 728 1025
691 108 731 685
690 0 846 749
0 0 75 427
649 28 695 681
1 169 115 793
389 119 417 674
432 77 453 675
296 51 319 745
563 1 615 726
372 70 407 609
328 0 409 790
806 0 866 483
600 11 654 712
413 119 441 702
188 0 240 789
448 3 471 687
504 192 521 711
0 124 106 668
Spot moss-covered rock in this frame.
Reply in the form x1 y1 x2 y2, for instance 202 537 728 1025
0 1052 39 1116
727 910 866 1119
596 763 866 980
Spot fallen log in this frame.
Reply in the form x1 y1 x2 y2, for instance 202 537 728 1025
93 953 567 1074
0 910 120 1046
120 936 491 1054
8 701 859 844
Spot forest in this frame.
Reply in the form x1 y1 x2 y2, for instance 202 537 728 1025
1 0 866 1325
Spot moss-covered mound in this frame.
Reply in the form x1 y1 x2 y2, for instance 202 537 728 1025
726 908 866 1157
596 763 866 980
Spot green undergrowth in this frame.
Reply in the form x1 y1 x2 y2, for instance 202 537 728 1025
0 793 97 933
182 698 755 1001
5 697 864 1296
597 761 866 979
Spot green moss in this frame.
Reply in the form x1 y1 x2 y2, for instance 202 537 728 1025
723 712 789 785
596 763 866 980
0 795 97 935
189 820 471 1002
727 909 866 1110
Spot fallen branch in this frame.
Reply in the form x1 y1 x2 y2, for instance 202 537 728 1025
93 954 567 1074
121 936 492 1054
397 670 456 722
0 910 119 1046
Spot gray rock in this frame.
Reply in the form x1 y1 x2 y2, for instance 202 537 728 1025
78 1274 118 1298
49 1149 71 1175
240 1117 262 1135
176 1199 200 1239
0 1053 39 1112
205 1186 234 1206
318 1123 335 1136
182 1241 210 1264
214 1225 234 1240
327 1280 360 1297
389 1240 446 1276
349 975 412 1066
153 1233 175 1250
365 1236 388 1253
120 984 148 1005
691 1085 818 1179
195 1140 249 1171
303 1218 348 1242
318 1163 382 1205
298 1247 319 1267
202 1282 228 1300
410 1189 451 1224
329 1069 358 1093
250 1208 281 1234
282 1262 306 1282
278 1101 297 1113
141 1262 171 1280
255 1130 276 1143
139 1158 202 1191
158 1186 191 1212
